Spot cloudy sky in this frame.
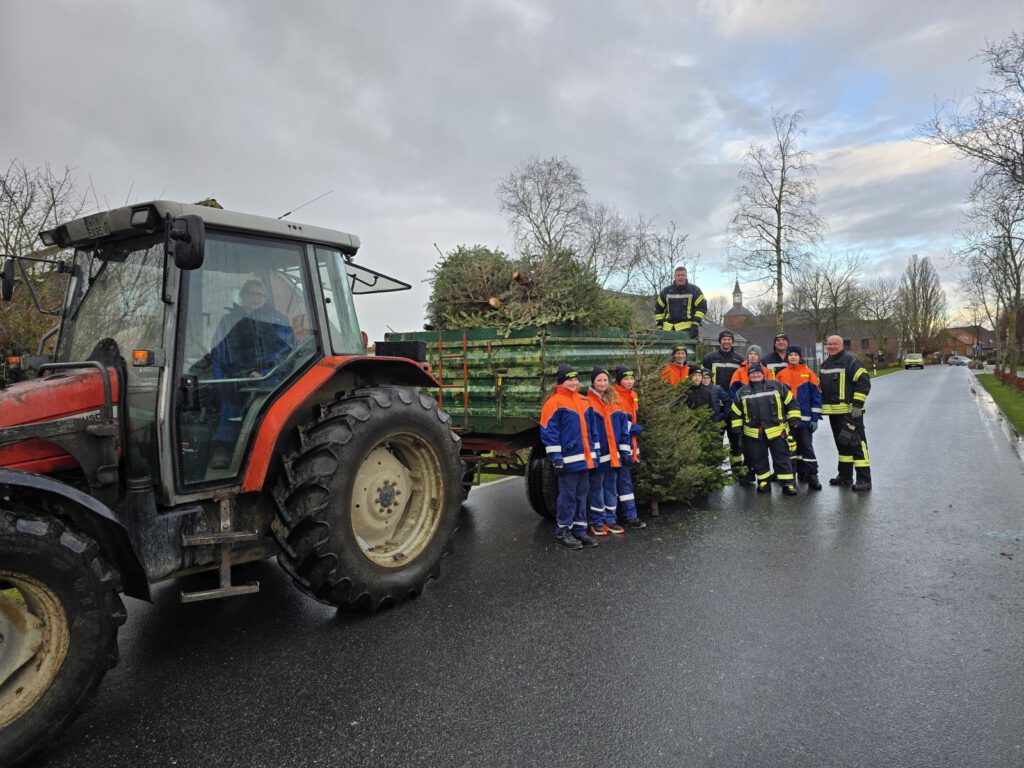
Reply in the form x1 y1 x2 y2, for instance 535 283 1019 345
2 1 1018 338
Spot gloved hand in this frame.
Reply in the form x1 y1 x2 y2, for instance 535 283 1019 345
551 457 564 471
789 418 801 430
851 406 864 419
631 424 643 436
810 420 818 433
729 426 742 439
688 325 699 340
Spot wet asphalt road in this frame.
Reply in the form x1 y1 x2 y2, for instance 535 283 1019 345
28 366 1024 768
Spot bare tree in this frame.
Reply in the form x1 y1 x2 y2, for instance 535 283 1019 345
578 201 633 288
821 252 867 334
924 30 1024 188
957 176 1024 371
728 110 825 330
0 159 85 352
788 265 830 342
628 217 694 299
751 294 778 318
896 255 948 355
860 276 900 360
496 156 589 259
704 295 729 325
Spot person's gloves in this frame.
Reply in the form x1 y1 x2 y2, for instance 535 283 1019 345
689 325 699 339
788 418 801 430
630 424 643 436
551 457 564 471
729 426 742 439
851 406 864 419
810 420 818 433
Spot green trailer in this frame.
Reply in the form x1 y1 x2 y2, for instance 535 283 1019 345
383 325 695 517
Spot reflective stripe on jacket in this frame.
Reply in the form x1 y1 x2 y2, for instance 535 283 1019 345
703 349 744 389
729 361 775 402
540 386 595 472
730 380 801 440
613 383 641 462
819 350 871 415
654 282 706 329
587 389 629 468
775 363 823 423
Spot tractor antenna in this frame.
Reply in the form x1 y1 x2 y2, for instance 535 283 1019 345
278 189 334 220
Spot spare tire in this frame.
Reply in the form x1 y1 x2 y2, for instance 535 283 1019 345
273 387 462 611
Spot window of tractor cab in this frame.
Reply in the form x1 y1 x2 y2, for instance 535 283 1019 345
55 238 167 477
313 246 364 355
175 232 318 486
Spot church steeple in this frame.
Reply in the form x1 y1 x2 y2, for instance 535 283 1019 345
732 279 742 308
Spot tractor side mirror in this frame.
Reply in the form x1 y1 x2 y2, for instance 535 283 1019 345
167 214 205 270
1 258 15 302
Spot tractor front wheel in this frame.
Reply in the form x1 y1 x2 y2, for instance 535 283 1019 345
0 510 125 767
273 387 462 611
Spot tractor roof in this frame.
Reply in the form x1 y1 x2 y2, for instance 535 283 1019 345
45 200 361 255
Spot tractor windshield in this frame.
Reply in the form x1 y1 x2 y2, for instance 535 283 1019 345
55 237 167 476
56 238 166 365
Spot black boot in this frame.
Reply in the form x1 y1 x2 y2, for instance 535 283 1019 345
807 475 822 491
782 483 798 496
829 474 852 486
852 470 872 492
756 480 771 494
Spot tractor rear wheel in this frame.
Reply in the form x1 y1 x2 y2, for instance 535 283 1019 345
526 443 559 520
273 387 462 611
0 510 125 767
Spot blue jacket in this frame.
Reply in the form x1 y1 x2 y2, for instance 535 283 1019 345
775 363 823 425
540 386 596 473
708 383 730 423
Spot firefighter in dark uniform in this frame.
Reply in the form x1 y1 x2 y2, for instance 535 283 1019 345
729 363 801 495
654 266 706 338
761 331 790 377
820 334 872 491
703 329 744 474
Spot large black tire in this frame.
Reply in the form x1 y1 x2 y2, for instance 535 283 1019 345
526 443 559 520
273 387 462 611
0 510 126 767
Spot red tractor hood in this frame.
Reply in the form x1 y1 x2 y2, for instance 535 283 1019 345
0 368 121 473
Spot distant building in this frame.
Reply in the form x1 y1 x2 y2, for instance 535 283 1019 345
722 281 896 363
941 326 997 359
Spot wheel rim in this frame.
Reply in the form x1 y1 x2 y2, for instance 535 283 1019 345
0 571 71 728
349 432 445 568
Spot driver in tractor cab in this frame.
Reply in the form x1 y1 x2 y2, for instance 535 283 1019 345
209 278 294 467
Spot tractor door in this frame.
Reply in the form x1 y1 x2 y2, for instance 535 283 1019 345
175 232 318 486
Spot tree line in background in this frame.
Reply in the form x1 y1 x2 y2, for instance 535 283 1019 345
926 28 1024 374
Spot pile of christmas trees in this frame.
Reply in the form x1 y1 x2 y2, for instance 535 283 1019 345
425 246 633 333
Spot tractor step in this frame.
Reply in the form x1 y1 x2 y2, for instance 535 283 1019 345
180 498 260 603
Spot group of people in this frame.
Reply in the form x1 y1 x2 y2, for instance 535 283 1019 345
539 265 873 549
539 365 648 549
684 329 873 495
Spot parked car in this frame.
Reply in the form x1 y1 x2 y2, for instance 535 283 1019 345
903 353 925 369
947 355 970 366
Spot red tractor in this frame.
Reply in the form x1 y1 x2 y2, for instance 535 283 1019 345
0 201 463 765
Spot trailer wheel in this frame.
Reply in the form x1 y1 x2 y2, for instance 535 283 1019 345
526 444 559 520
273 387 462 611
0 510 125 768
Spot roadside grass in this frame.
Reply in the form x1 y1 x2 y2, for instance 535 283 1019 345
870 365 903 378
975 374 1024 435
